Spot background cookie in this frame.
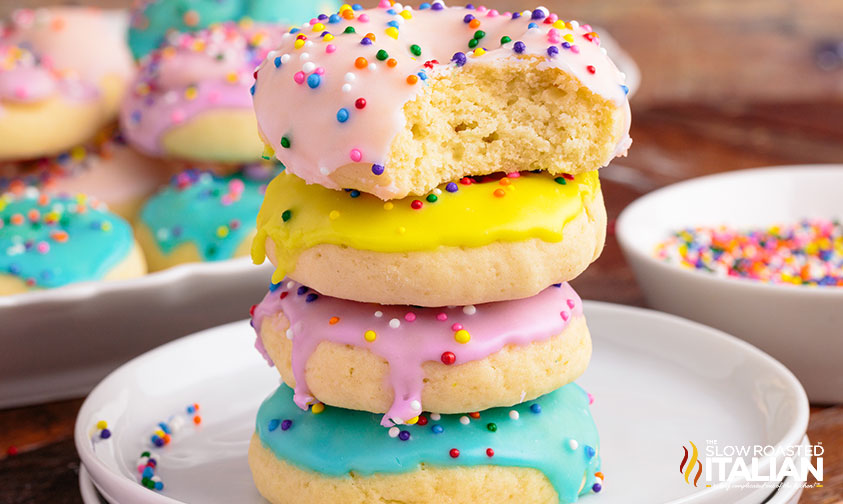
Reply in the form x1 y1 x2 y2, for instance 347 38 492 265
0 187 146 295
121 22 283 164
128 0 341 59
135 168 274 271
1 129 170 221
0 8 134 161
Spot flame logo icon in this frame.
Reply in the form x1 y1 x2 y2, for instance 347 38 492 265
680 441 703 486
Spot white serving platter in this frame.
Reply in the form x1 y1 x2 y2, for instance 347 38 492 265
0 257 273 408
75 302 808 504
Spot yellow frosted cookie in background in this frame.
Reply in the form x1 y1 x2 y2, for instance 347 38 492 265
254 170 606 306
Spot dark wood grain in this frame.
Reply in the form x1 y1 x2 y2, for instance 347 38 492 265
1 102 842 503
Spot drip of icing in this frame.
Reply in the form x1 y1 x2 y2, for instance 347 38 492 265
256 383 602 503
252 170 599 284
120 22 285 156
127 0 342 59
0 187 133 288
140 167 278 261
251 279 583 427
252 3 631 198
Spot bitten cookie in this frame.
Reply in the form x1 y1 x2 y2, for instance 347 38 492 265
249 384 603 504
252 280 591 426
253 170 606 306
0 8 134 160
253 3 631 199
121 22 284 164
128 0 342 59
0 187 146 295
135 167 275 271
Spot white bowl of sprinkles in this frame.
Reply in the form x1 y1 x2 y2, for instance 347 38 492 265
616 165 843 403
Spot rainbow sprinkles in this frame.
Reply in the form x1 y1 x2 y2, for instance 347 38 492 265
655 218 843 287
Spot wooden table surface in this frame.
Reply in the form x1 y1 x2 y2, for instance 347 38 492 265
1 102 842 503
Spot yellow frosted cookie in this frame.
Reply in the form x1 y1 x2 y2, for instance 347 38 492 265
254 170 606 306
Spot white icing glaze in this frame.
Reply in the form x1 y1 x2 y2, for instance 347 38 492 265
252 2 631 197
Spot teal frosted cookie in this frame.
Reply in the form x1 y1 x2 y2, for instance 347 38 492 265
0 187 145 295
249 384 603 504
128 0 343 59
136 167 275 271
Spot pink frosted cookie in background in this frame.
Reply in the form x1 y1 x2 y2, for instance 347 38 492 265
1 130 171 222
121 21 285 165
0 8 135 161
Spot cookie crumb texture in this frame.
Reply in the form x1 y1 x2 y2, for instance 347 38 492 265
373 61 627 198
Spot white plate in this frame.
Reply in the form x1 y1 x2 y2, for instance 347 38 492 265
79 454 808 504
75 302 808 504
78 443 809 504
764 478 804 504
79 465 100 504
0 257 272 409
616 165 843 403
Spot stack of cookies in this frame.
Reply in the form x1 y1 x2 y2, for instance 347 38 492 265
247 3 631 503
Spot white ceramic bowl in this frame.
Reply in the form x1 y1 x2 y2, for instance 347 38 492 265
616 165 843 403
0 257 272 409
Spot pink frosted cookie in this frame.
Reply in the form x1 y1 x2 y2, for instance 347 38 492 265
1 130 170 221
252 280 591 426
253 3 631 199
121 21 285 164
0 8 134 160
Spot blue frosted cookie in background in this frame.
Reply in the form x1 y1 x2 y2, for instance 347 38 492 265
249 383 603 504
128 0 343 59
135 165 278 271
0 186 146 296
